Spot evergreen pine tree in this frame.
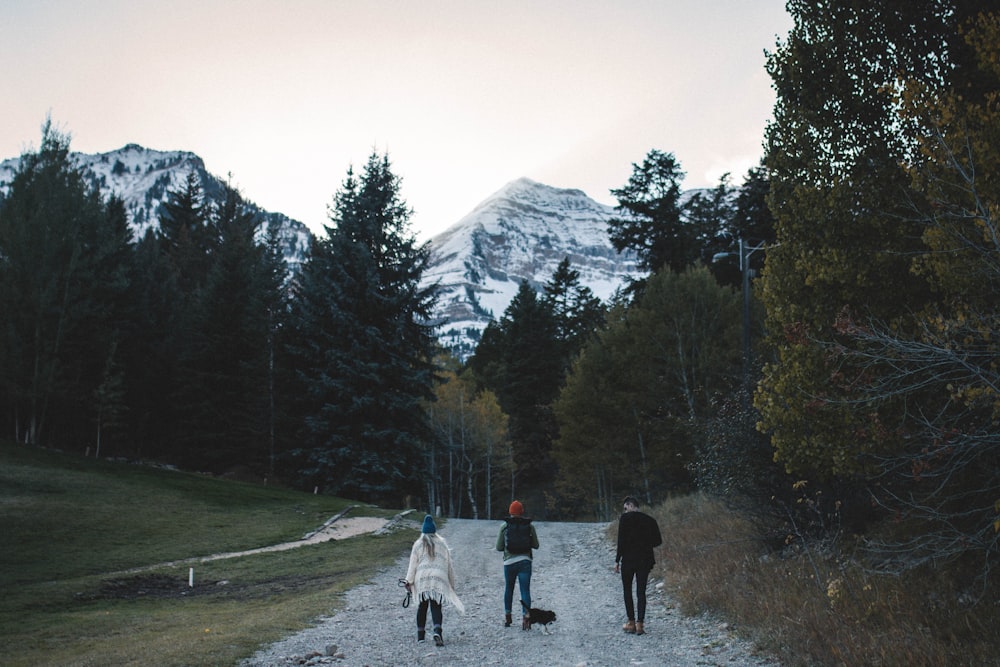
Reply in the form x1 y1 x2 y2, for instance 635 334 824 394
158 171 213 296
607 149 689 277
286 152 435 502
469 281 562 503
120 228 177 460
137 173 214 465
541 257 605 370
682 173 735 268
0 120 133 446
181 184 283 473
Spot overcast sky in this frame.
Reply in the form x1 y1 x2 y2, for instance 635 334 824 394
1 1 792 240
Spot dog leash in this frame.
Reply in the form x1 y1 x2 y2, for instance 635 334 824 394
398 578 412 608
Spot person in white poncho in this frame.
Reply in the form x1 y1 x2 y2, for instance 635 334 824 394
404 515 465 646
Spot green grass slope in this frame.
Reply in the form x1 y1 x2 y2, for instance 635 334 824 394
0 442 415 666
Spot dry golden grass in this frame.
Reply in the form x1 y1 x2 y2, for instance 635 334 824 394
622 493 998 667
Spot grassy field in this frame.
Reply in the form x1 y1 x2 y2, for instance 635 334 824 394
0 441 415 667
639 493 999 667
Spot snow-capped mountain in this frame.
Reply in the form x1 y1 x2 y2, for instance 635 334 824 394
1 145 640 359
422 177 639 358
0 144 312 270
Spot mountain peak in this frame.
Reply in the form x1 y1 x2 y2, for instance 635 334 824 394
498 176 586 198
422 178 638 359
474 177 598 215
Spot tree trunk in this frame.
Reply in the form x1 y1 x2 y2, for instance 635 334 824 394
465 455 479 519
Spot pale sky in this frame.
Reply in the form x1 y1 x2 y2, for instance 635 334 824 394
1 1 792 240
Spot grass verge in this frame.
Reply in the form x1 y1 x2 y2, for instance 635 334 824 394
632 493 998 666
0 441 415 667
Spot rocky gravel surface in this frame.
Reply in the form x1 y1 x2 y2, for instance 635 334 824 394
241 518 780 667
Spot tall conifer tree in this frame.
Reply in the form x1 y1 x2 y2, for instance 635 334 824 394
181 184 285 473
129 173 213 463
607 149 689 277
287 152 435 502
0 120 132 446
470 281 563 502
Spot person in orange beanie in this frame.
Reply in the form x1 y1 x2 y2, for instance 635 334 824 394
495 500 539 629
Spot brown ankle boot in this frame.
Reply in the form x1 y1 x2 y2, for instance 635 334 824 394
623 620 636 634
522 614 531 630
635 621 645 635
504 613 512 627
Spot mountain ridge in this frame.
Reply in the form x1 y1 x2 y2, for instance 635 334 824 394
0 143 312 270
1 145 639 359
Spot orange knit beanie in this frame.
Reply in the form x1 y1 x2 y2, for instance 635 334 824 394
508 500 524 516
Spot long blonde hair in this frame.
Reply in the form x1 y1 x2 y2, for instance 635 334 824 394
421 532 437 559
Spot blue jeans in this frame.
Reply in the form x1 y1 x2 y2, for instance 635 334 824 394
503 559 532 614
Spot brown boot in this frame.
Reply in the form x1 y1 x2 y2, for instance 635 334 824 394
622 620 636 634
636 621 645 635
522 614 531 630
504 613 512 627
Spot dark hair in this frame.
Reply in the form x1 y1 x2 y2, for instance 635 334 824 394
623 496 640 507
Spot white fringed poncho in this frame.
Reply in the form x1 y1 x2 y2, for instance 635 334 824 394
404 533 465 614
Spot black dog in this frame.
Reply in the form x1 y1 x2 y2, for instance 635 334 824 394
520 600 557 634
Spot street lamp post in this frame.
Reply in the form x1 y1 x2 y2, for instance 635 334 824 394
714 238 768 385
739 237 767 385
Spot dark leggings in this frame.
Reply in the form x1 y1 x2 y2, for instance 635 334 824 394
621 565 651 622
416 598 442 633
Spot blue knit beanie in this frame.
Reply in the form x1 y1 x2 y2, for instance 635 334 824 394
421 514 436 534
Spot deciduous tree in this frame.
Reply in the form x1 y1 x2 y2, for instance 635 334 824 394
755 0 969 478
553 267 742 518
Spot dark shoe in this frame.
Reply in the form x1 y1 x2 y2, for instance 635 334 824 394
636 621 645 635
623 620 636 634
417 629 425 642
522 615 531 631
433 633 444 647
504 613 512 627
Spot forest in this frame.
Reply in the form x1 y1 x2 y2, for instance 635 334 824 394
1 1 998 593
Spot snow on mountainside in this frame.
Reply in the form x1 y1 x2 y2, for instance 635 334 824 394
0 145 639 360
0 144 311 270
422 177 639 359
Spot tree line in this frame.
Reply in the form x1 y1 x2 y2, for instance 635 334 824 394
0 118 765 518
2 2 997 587
0 127 439 507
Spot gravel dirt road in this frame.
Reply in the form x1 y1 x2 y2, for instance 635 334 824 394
241 518 780 667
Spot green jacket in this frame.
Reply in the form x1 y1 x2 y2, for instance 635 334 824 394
496 518 540 562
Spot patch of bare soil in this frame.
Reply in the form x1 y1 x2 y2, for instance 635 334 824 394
79 572 331 602
77 573 214 601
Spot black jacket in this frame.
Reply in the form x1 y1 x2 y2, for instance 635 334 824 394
615 510 663 570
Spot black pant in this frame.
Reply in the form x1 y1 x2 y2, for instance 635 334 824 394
620 564 650 622
416 598 442 635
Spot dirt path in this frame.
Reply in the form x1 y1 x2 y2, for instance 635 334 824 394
241 518 780 666
106 508 404 578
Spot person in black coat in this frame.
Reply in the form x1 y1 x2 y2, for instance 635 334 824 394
614 495 663 635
